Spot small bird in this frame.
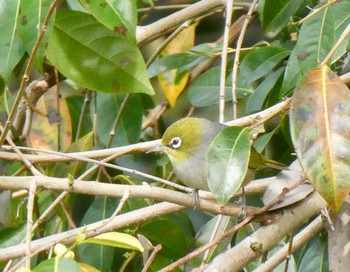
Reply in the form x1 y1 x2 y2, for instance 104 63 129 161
151 117 286 191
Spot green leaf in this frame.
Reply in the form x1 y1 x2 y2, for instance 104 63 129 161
83 232 144 252
281 1 350 95
239 46 289 84
147 53 207 78
0 225 26 248
52 132 93 178
32 257 81 272
188 215 234 269
79 0 137 40
188 66 253 107
47 10 154 95
0 0 25 81
0 191 13 228
245 67 284 114
207 127 251 205
77 197 119 271
289 66 350 213
18 0 54 70
81 197 118 225
139 216 194 259
95 93 143 147
298 234 328 272
259 0 305 38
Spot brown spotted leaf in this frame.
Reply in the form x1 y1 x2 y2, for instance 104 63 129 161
290 66 350 213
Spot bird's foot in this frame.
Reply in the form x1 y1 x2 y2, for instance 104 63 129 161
238 187 247 220
192 189 201 210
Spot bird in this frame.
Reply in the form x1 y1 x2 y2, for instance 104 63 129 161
150 117 286 191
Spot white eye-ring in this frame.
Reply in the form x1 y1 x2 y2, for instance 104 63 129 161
169 137 182 149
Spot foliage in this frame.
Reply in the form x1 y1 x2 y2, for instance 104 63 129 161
0 0 349 271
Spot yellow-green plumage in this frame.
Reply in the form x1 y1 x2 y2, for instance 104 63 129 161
161 118 224 190
158 117 286 191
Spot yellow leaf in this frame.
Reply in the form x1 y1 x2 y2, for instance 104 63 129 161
158 23 197 107
83 232 144 252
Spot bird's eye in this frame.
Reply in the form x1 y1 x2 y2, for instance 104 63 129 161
169 137 182 149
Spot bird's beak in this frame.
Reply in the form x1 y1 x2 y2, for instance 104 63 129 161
146 144 167 154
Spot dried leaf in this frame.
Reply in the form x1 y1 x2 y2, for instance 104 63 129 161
290 66 350 213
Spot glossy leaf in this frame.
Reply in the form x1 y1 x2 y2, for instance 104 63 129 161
281 1 350 95
51 132 93 178
290 66 350 213
245 67 284 114
207 126 251 205
0 191 13 228
147 53 206 78
80 0 137 40
32 257 81 272
0 225 26 247
95 93 143 147
18 0 53 70
259 0 305 38
298 234 328 271
83 232 143 252
0 0 25 81
188 215 234 269
139 216 193 259
157 23 197 107
188 66 253 107
239 46 289 84
77 197 118 271
47 10 154 95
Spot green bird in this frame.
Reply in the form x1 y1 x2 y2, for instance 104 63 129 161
151 117 286 191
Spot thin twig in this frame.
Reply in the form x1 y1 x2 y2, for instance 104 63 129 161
146 19 194 68
26 180 37 268
0 0 59 146
231 0 258 119
2 202 185 264
159 176 306 271
106 94 131 148
252 215 324 272
283 230 295 272
142 244 163 272
76 90 91 141
33 191 70 231
219 0 234 123
190 15 245 81
291 0 340 27
201 215 230 266
54 68 61 151
58 196 77 229
321 23 350 65
0 124 42 176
